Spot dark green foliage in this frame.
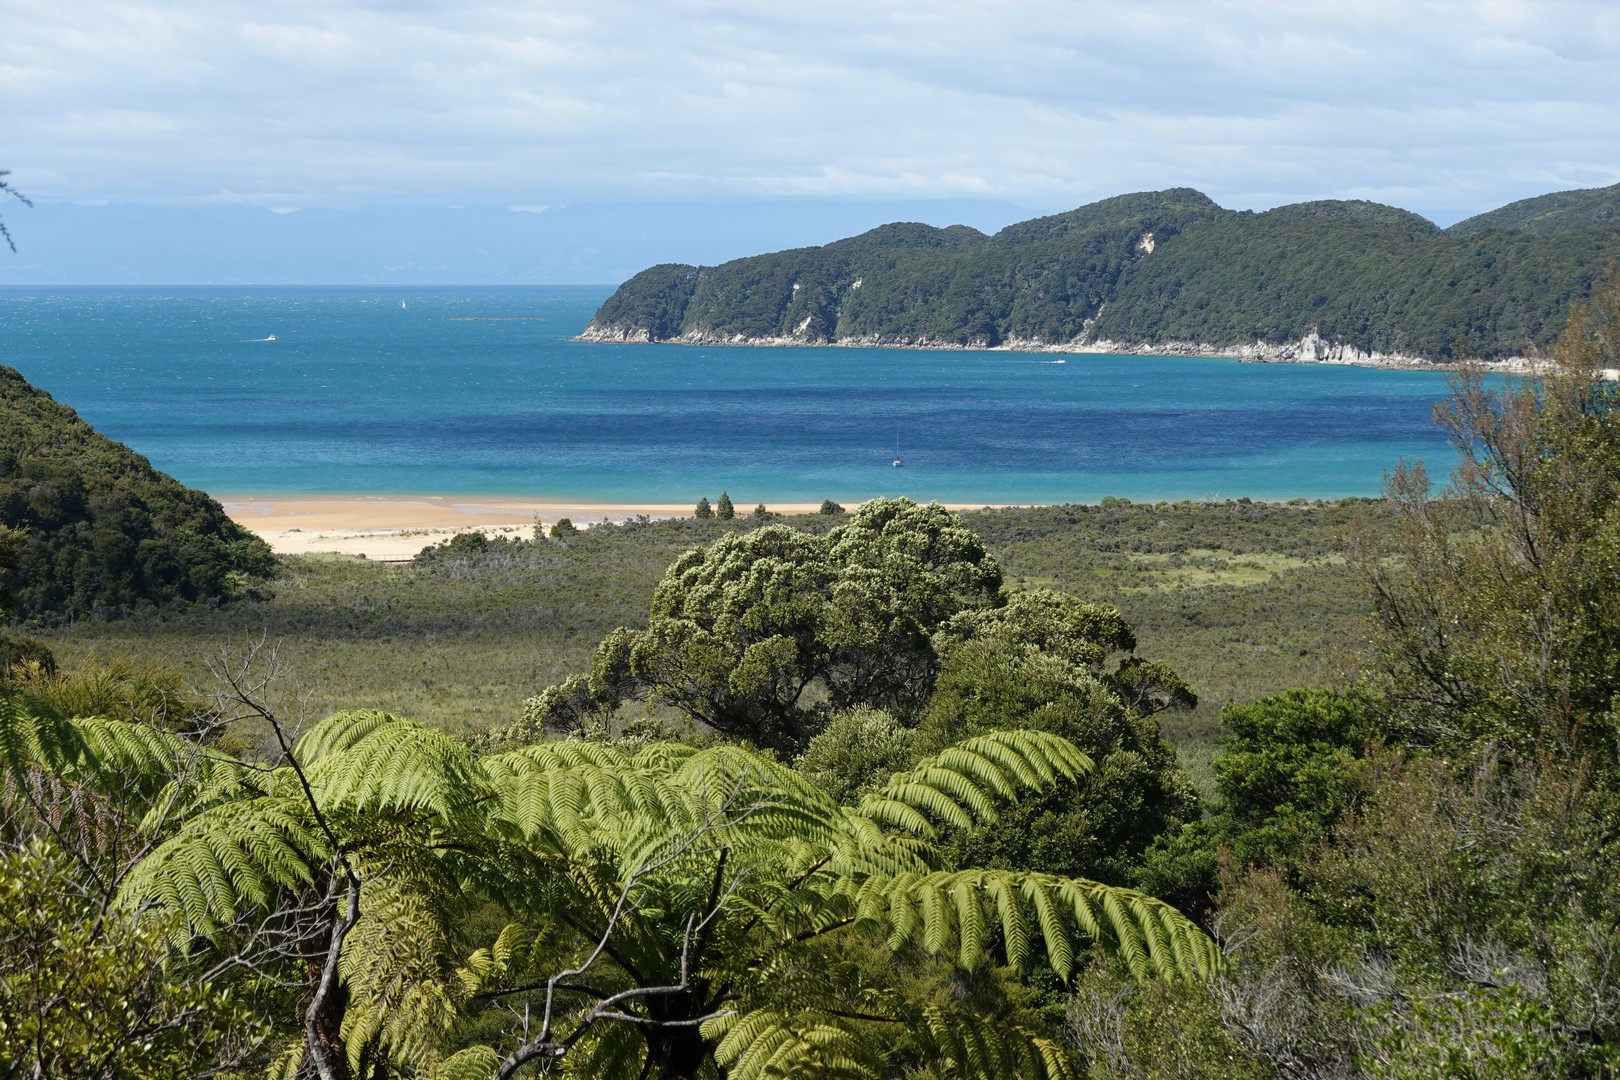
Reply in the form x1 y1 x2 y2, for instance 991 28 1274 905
750 503 770 519
1213 688 1379 868
588 262 703 339
0 840 251 1079
715 491 735 519
582 499 1004 751
793 705 916 804
1097 207 1616 359
1101 296 1620 1078
0 366 273 622
0 635 55 682
588 185 1620 360
819 498 844 514
549 516 578 538
694 495 712 519
920 590 1200 886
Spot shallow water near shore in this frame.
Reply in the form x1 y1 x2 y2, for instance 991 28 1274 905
1 285 1466 503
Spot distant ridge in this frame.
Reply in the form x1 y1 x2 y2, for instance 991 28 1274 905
582 185 1620 363
1447 182 1620 238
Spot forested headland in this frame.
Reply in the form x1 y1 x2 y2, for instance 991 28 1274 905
4 280 1620 1078
583 183 1620 362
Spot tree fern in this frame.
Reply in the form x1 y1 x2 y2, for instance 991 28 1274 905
709 1009 876 1080
0 694 88 778
73 710 1217 1079
338 855 471 1072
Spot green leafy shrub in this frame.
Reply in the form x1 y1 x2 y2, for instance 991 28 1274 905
794 705 916 803
0 840 253 1079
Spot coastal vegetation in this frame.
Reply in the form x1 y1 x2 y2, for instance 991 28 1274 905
4 276 1620 1076
585 183 1620 361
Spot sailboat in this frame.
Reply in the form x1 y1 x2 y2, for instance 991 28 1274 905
892 432 904 468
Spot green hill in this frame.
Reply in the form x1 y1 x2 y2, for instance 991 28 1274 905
584 185 1620 361
1447 182 1620 237
0 366 273 621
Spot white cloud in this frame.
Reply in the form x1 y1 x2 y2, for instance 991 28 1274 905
4 0 1619 222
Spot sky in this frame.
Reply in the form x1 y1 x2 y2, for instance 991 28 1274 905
4 0 1619 283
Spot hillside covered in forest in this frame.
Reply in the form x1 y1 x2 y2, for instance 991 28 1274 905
582 184 1620 362
0 365 273 621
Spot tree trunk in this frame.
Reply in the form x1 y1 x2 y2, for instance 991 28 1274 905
643 1025 710 1080
642 988 714 1080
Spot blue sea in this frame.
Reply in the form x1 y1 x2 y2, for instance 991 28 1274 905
0 286 1463 503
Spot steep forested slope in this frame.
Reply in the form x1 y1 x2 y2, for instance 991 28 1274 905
584 184 1620 361
0 366 273 620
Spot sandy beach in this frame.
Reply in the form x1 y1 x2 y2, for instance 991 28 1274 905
222 495 837 559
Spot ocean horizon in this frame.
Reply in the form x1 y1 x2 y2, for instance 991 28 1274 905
0 285 1465 505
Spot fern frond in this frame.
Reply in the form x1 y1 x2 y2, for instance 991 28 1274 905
711 1008 877 1080
565 1019 645 1079
628 740 701 771
0 695 89 777
865 870 1218 983
293 708 401 762
301 711 488 823
265 1040 304 1080
482 738 636 779
914 1006 1079 1080
856 729 1092 839
118 797 325 934
339 856 469 1068
425 1045 500 1080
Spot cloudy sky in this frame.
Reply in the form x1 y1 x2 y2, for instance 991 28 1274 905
5 0 1619 282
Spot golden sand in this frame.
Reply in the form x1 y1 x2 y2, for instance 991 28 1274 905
221 495 835 559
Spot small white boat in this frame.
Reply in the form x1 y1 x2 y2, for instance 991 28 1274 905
266 334 277 341
892 432 904 468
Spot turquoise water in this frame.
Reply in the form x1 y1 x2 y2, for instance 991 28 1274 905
0 286 1461 503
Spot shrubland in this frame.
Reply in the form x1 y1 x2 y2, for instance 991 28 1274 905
31 499 1377 779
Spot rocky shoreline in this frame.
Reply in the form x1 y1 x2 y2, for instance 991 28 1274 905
576 323 1548 374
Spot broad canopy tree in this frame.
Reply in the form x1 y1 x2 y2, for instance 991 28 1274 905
920 589 1201 885
571 499 1006 752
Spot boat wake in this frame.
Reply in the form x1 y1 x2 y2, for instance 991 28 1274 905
247 335 278 342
